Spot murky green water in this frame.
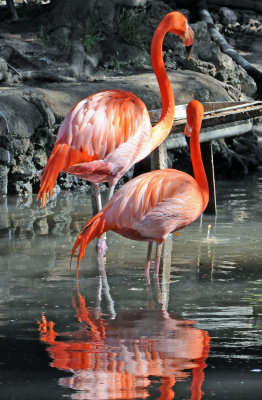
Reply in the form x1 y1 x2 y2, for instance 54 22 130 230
0 174 262 400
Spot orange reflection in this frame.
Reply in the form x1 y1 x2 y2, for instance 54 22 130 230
38 284 210 400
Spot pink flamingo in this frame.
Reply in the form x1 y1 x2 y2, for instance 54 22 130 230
71 100 209 277
37 12 194 212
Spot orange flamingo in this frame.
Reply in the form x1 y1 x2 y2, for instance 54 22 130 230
36 12 194 213
72 100 209 276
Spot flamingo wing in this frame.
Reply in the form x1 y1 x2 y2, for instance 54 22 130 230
103 169 205 241
37 90 151 206
58 90 150 159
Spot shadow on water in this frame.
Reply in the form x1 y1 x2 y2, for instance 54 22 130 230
0 173 262 399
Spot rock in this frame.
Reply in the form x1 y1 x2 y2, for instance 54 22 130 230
0 92 43 195
0 57 9 82
9 180 33 196
34 217 49 235
0 93 43 143
181 21 257 100
0 197 9 230
219 7 238 25
33 149 48 170
10 158 37 180
212 52 257 98
0 165 9 195
212 131 262 178
237 65 257 97
191 22 220 63
84 54 100 77
102 40 151 70
181 56 217 77
0 147 11 165
96 0 115 32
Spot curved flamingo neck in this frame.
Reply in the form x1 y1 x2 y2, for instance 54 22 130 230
190 116 209 210
149 18 175 152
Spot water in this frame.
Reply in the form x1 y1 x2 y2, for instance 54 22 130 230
0 174 262 400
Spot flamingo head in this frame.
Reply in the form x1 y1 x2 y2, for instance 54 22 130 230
184 100 205 138
166 12 194 58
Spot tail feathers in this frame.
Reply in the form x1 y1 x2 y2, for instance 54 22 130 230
36 143 97 207
71 212 107 275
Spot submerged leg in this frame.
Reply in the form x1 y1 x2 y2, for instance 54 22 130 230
96 237 108 256
97 253 116 319
154 243 163 276
145 241 153 282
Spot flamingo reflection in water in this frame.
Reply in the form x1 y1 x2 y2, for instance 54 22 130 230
38 257 210 400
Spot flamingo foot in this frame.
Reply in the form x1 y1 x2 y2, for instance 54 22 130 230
96 237 108 255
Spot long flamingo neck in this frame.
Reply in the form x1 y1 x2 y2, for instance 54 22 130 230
150 21 175 152
190 118 209 210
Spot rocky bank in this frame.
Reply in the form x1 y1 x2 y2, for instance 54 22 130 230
0 0 262 199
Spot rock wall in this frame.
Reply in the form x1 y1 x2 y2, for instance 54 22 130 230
0 0 262 198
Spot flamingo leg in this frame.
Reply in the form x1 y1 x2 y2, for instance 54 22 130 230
96 236 108 255
145 241 153 282
96 184 116 256
96 184 116 254
94 183 109 254
97 253 116 319
94 183 103 212
106 184 115 203
154 243 163 276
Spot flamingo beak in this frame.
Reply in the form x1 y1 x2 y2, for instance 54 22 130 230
186 44 194 60
184 122 192 137
184 25 194 59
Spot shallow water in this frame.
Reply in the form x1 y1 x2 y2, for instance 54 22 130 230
0 174 262 400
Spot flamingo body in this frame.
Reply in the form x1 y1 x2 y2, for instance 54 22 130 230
37 12 194 208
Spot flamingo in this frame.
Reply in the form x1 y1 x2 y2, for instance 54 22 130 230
71 100 209 277
36 12 194 213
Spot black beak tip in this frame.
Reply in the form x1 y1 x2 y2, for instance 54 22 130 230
186 44 194 60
